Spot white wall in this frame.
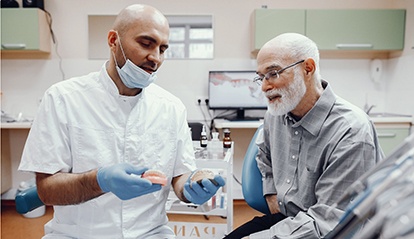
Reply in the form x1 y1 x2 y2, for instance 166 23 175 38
2 0 414 121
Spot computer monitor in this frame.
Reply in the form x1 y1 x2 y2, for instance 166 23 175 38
208 70 268 121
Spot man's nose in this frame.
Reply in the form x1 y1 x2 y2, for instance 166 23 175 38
261 79 273 92
148 50 162 65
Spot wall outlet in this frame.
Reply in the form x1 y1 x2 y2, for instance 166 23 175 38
196 97 208 106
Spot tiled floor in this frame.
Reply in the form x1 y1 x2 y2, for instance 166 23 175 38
1 200 262 239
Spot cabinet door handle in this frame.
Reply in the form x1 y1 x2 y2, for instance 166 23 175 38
1 43 27 49
336 44 373 49
378 133 397 138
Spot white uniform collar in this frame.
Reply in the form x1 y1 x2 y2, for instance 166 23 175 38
100 61 143 106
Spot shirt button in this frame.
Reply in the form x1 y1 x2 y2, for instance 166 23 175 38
292 155 296 159
294 131 298 135
286 179 291 184
279 201 282 206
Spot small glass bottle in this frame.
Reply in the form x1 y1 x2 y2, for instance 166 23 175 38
223 128 232 148
200 125 208 148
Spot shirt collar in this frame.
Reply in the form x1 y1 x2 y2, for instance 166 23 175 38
290 80 336 136
283 113 296 125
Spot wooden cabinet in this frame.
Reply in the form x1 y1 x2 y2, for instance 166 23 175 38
1 124 32 197
252 9 406 57
1 130 12 194
1 8 51 58
252 9 305 55
306 9 406 51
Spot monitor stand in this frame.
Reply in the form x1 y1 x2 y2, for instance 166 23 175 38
225 109 262 121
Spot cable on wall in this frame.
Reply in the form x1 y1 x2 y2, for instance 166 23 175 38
45 10 66 81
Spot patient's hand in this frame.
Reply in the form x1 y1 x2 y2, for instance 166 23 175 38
265 194 280 214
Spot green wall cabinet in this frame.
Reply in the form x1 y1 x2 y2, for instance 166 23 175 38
1 9 51 57
306 10 406 51
252 9 305 54
252 9 406 55
376 127 410 157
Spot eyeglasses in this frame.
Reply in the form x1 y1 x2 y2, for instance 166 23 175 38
253 60 305 86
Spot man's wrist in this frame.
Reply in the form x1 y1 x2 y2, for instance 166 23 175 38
96 167 109 193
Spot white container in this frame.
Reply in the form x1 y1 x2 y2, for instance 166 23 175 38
18 178 46 218
23 205 46 218
210 132 223 159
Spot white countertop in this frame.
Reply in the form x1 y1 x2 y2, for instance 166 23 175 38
214 119 264 129
1 115 412 130
1 122 32 129
214 116 413 129
371 116 413 124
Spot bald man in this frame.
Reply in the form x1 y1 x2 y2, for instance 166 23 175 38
224 33 383 238
19 4 224 238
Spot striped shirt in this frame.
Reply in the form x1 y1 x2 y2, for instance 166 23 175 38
256 80 384 238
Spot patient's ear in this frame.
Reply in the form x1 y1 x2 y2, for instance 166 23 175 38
304 58 316 75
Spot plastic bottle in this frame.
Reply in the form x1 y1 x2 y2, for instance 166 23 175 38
211 132 222 158
200 125 208 147
223 128 232 148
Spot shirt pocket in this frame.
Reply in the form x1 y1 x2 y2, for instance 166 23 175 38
297 159 320 209
70 125 116 173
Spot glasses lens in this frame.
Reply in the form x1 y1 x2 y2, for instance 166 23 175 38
253 76 262 85
266 70 280 80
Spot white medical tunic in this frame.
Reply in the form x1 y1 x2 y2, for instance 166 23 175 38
19 63 197 239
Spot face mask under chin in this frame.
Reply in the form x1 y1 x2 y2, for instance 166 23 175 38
115 58 157 89
112 33 158 89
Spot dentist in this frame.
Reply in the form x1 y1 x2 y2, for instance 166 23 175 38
19 4 224 239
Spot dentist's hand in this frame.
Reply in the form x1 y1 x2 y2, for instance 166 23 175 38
183 173 225 205
97 163 161 200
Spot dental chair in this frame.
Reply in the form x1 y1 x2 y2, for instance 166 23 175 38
241 125 271 215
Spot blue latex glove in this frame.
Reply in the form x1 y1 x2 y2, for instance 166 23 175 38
183 173 226 205
97 163 162 200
